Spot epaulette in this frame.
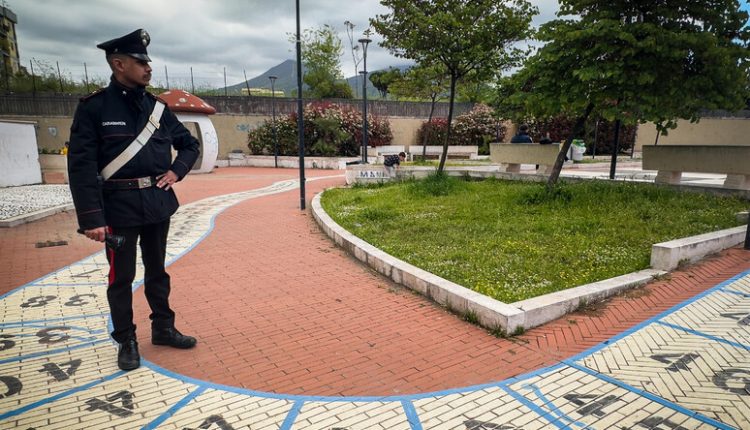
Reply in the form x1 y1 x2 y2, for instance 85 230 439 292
79 88 105 102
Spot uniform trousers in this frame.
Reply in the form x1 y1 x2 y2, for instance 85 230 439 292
106 219 175 343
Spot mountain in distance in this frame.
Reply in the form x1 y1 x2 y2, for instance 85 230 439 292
224 59 300 95
224 59 410 98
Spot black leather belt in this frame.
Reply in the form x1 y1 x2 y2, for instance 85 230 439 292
103 176 158 190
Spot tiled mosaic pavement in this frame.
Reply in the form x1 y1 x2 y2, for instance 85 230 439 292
1 178 749 429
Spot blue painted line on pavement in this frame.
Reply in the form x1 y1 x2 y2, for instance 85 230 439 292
723 288 750 298
0 338 109 365
499 383 570 429
656 320 750 351
523 383 592 429
0 313 110 327
146 358 562 403
0 370 125 420
401 400 424 430
564 360 735 429
0 254 108 300
23 282 106 287
142 385 208 430
566 268 750 363
279 399 304 430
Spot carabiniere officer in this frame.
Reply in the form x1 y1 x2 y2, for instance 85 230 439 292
67 29 200 371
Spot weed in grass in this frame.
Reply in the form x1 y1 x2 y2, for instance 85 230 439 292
519 183 573 205
360 207 393 222
464 309 479 325
512 326 526 336
411 172 458 197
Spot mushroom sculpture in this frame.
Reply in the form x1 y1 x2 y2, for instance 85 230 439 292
158 89 218 174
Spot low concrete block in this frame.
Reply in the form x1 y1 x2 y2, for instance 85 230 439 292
650 225 747 270
514 269 664 329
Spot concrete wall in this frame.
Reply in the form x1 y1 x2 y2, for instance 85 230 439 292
1 116 72 153
209 114 267 157
0 121 41 186
13 112 748 160
635 117 750 149
3 114 430 160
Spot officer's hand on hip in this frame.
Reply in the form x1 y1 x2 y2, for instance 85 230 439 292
156 170 178 191
84 227 107 242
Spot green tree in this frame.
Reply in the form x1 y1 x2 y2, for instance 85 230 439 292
456 77 494 104
390 64 450 158
368 67 402 98
499 0 750 187
372 0 536 173
298 24 353 99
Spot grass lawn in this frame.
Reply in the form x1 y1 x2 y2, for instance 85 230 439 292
321 176 747 303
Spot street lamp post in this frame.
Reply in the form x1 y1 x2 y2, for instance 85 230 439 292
269 75 278 168
358 37 371 164
295 0 306 210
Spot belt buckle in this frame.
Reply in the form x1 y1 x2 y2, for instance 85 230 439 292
149 115 160 129
137 177 152 188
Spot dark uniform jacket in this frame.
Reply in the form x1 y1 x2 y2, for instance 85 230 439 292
68 78 200 229
510 132 533 144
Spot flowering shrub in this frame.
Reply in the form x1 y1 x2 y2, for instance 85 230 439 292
416 105 506 155
248 102 393 157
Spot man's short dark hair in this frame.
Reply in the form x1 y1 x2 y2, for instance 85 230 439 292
519 124 529 133
399 152 406 158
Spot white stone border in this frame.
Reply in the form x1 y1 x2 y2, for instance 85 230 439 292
312 191 747 332
650 225 746 270
0 203 74 228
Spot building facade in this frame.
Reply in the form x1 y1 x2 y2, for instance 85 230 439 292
0 7 19 76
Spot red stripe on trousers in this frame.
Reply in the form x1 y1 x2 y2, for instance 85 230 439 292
106 226 115 285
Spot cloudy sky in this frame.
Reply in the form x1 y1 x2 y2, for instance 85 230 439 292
16 0 748 90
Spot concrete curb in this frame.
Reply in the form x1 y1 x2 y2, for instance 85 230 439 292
312 190 743 332
650 225 747 270
0 203 74 228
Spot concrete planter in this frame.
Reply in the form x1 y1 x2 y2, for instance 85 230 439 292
38 153 68 184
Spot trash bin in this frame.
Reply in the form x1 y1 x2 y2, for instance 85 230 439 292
571 139 585 161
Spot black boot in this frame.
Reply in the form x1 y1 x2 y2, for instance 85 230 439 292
152 327 197 349
117 338 140 371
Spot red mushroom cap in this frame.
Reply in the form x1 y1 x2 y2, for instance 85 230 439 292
157 89 216 114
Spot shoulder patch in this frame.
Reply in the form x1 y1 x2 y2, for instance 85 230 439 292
79 88 105 102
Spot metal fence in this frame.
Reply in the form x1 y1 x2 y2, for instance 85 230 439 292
0 93 473 118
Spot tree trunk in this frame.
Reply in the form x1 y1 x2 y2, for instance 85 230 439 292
547 102 595 188
609 119 621 179
438 74 458 174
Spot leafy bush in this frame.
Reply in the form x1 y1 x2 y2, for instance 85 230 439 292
248 101 393 157
416 105 506 155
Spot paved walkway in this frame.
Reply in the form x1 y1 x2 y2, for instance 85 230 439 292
1 166 749 429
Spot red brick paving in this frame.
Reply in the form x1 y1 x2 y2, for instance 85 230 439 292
2 167 749 397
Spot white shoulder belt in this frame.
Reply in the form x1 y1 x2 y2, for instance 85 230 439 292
100 101 166 180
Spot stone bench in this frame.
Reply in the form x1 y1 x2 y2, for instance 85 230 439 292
408 145 479 160
642 145 750 190
365 145 406 158
489 143 561 174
